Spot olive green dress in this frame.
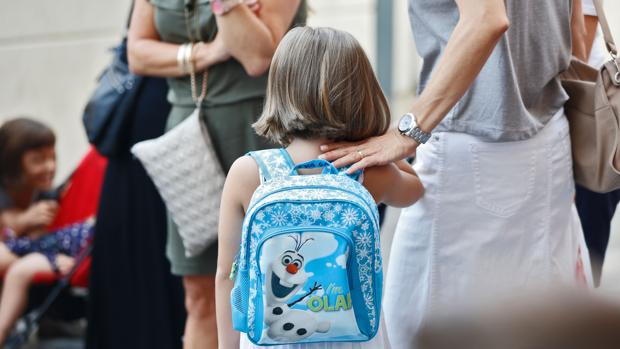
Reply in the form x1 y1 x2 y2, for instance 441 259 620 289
151 0 307 275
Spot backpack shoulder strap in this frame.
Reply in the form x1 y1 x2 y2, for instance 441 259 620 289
248 148 296 184
338 165 364 183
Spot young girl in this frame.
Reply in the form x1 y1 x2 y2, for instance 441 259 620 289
0 118 92 344
0 118 58 238
216 27 424 349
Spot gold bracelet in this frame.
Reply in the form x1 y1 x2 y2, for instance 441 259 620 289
177 43 192 75
183 42 194 74
176 43 185 73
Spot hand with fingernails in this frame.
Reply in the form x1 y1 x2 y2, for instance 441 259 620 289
319 129 420 174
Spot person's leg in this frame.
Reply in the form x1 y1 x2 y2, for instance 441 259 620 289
0 243 18 275
166 218 218 348
575 185 620 285
182 275 217 349
0 253 62 344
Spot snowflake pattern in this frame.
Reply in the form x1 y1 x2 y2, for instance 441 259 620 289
341 208 359 225
290 206 303 219
255 211 265 221
269 209 288 226
252 148 294 183
234 149 382 341
357 247 370 259
310 209 322 220
357 231 373 249
323 211 336 222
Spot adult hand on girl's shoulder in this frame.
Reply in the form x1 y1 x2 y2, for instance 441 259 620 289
320 129 419 174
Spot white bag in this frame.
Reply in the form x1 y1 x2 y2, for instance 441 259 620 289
131 108 224 257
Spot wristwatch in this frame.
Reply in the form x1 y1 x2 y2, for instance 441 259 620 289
398 112 431 144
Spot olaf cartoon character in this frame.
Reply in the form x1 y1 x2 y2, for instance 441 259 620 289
263 234 330 342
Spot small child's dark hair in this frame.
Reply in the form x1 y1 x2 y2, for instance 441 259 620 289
0 118 55 186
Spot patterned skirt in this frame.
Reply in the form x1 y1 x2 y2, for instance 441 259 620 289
3 221 94 273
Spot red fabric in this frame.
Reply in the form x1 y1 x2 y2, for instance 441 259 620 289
70 256 92 287
48 148 107 231
31 148 107 286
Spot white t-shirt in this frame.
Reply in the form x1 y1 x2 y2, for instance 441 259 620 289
582 0 608 68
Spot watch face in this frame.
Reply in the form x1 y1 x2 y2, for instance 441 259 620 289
398 114 413 132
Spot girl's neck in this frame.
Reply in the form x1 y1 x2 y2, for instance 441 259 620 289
285 138 329 164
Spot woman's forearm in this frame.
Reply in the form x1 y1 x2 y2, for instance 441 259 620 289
129 0 299 78
412 0 509 133
215 0 301 77
128 0 226 77
128 39 186 77
571 0 588 62
215 270 240 349
127 0 181 77
128 39 225 77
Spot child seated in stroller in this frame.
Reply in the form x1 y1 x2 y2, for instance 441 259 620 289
0 118 93 345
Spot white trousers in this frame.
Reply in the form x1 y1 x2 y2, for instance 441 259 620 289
383 111 592 349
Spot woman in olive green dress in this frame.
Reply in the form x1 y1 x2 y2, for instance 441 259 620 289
128 0 306 347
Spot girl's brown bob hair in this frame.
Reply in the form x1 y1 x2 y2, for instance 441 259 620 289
0 118 55 186
253 27 390 145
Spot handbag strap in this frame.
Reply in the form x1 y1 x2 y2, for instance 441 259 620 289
593 0 617 58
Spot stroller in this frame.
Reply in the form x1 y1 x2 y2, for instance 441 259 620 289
5 148 107 348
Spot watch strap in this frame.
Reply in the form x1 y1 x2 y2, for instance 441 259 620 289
406 126 431 144
401 113 431 144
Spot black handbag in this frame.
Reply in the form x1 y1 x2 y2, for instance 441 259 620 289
82 38 143 157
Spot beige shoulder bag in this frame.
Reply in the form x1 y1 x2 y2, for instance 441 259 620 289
561 0 620 193
131 2 225 257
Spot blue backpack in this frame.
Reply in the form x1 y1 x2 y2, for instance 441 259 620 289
230 148 382 345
